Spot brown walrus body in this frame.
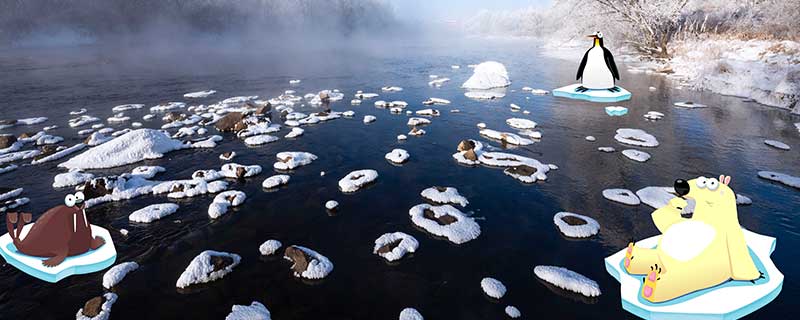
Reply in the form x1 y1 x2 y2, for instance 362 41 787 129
5 201 104 267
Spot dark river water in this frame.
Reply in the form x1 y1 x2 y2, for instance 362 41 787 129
0 37 798 319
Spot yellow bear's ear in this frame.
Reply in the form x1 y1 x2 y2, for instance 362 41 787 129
720 175 731 185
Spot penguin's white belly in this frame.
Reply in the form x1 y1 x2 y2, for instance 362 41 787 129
582 47 615 89
659 221 717 262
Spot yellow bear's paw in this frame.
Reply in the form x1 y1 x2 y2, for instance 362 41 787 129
624 243 634 271
642 264 662 301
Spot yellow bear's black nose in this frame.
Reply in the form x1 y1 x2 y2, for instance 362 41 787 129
674 179 690 196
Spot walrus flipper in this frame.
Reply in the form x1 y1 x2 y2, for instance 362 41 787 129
91 236 105 250
42 249 68 267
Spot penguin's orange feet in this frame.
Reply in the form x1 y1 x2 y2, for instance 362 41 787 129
642 264 662 301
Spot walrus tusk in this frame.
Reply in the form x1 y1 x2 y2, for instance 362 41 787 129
82 210 88 228
73 214 76 233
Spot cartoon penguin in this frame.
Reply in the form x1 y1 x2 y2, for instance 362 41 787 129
576 31 620 92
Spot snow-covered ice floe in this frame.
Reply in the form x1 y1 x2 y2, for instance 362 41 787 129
221 163 262 179
259 240 283 255
429 77 450 87
602 189 641 205
452 139 484 166
461 61 510 90
183 90 216 99
382 86 403 92
339 169 378 192
60 129 187 170
622 149 651 162
284 245 333 280
175 250 241 288
285 127 304 138
0 164 18 175
69 115 101 128
479 129 533 146
262 175 290 189
505 306 521 318
673 101 707 109
225 301 271 320
605 230 782 320
764 140 790 151
244 134 278 146
644 111 664 121
534 265 601 297
506 118 537 130
481 277 507 299
553 212 600 238
479 152 554 183
399 308 424 320
102 262 139 289
420 186 468 207
373 232 418 262
758 171 800 189
208 191 246 219
464 90 506 100
585 136 596 142
363 115 377 124
408 204 480 244
75 292 117 320
605 106 628 116
274 152 317 170
423 97 450 105
385 149 410 164
150 102 186 113
614 128 659 147
553 84 631 102
129 203 179 223
598 147 616 153
53 170 95 188
325 200 339 211
407 117 431 127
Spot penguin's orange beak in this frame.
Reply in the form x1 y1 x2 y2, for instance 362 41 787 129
587 34 599 39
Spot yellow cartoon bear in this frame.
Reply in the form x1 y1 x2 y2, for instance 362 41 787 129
624 175 764 302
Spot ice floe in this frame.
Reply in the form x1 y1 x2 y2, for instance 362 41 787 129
614 128 659 147
107 113 130 123
423 98 450 105
598 147 616 153
0 188 23 202
602 189 641 205
339 169 378 192
75 292 117 320
36 134 63 145
129 203 179 223
225 301 271 320
408 203 480 244
452 139 484 165
429 77 450 87
363 115 377 124
53 170 95 188
420 186 468 207
70 108 87 115
382 86 403 92
399 308 424 320
325 200 339 211
285 127 304 138
758 171 800 188
244 134 279 146
764 140 790 150
416 109 440 116
622 149 651 162
262 175 290 189
259 240 283 255
505 306 521 318
283 245 333 280
343 110 356 117
150 102 186 113
0 164 17 175
644 111 664 121
465 90 506 100
220 152 236 161
274 152 317 170
506 118 536 129
461 61 510 90
154 179 228 199
373 232 418 262
673 101 707 108
69 115 101 128
585 136 596 142
736 194 753 205
534 265 601 297
385 149 410 164
175 250 241 288
221 163 262 179
130 166 165 179
208 191 246 219
481 277 507 299
553 212 600 238
635 187 677 209
31 143 87 165
102 262 139 289
407 117 431 126
0 150 41 165
183 90 216 99
60 129 187 170
480 129 533 146
605 106 628 116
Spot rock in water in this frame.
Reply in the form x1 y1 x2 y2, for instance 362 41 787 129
215 112 245 132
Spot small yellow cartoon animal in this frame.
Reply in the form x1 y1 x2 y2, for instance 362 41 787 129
624 175 763 302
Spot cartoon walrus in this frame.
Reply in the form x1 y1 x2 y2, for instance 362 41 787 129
5 192 105 267
624 175 764 302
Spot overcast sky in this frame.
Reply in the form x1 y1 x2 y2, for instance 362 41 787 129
391 0 553 21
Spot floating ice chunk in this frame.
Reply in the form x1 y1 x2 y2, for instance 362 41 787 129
373 232 418 262
0 150 41 165
354 92 379 99
221 163 262 178
129 203 179 223
622 149 651 162
795 123 800 133
183 90 216 98
244 134 279 146
465 91 506 100
421 186 468 207
220 152 236 161
289 79 301 84
60 129 186 170
506 118 536 130
502 160 552 183
374 100 388 108
452 65 460 69
530 89 549 95
102 262 139 289
112 104 144 113
339 169 378 192
221 96 258 105
644 111 664 121
350 99 362 105
75 292 117 320
111 129 132 137
397 135 407 141
510 103 520 111
673 101 707 108
262 175 290 189
461 61 510 90
342 110 356 118
382 86 403 92
479 129 533 146
32 143 87 165
274 152 317 170
325 200 339 210
176 250 241 288
758 171 800 188
736 194 753 205
553 212 600 238
416 109 440 116
238 123 280 138
225 301 271 320
0 188 23 202
481 277 507 299
408 128 426 136
107 113 130 123
69 115 100 128
36 135 63 145
614 128 659 147
553 84 631 102
409 204 480 244
477 123 487 129
598 147 615 153
602 189 641 205
534 265 601 297
363 115 377 124
285 112 307 120
505 306 521 318
150 102 186 113
53 170 95 188
284 245 333 280
154 180 228 199
423 98 450 105
0 197 29 211
385 149 410 164
585 136 596 142
429 77 450 87
285 127 304 138
636 186 677 209
0 164 18 175
605 106 628 116
407 117 431 126
70 108 87 115
259 240 283 255
764 140 790 150
208 191 246 219
399 308 423 320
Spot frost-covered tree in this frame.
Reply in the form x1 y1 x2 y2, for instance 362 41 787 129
590 0 689 58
